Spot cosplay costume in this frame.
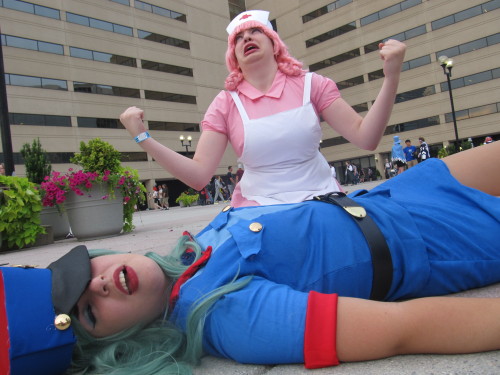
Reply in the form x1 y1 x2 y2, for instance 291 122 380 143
391 135 406 167
169 159 500 368
202 71 341 206
0 246 90 375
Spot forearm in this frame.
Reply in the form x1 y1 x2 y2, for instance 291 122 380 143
336 296 500 363
136 138 213 190
357 74 400 150
398 296 500 355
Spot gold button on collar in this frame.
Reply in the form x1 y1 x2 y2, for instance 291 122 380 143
249 222 263 232
222 205 232 212
54 314 71 330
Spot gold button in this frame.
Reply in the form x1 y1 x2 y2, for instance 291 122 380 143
249 222 263 232
222 205 231 212
54 314 71 330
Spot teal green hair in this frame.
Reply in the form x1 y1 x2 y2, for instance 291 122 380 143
68 235 250 375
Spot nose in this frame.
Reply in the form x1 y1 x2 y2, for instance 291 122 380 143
243 30 253 42
88 275 110 297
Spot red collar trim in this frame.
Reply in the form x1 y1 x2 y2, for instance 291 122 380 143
169 246 213 310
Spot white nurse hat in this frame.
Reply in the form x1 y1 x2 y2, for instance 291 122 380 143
226 10 273 35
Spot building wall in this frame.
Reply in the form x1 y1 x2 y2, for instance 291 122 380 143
2 0 499 185
1 0 237 182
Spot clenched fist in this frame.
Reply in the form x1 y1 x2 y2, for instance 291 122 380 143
120 106 147 138
378 39 406 78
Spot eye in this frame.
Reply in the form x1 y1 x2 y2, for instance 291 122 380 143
85 305 97 328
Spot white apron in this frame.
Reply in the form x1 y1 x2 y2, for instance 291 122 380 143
230 72 339 205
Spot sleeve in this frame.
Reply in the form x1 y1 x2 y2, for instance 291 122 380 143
310 73 341 113
202 277 340 368
201 91 231 135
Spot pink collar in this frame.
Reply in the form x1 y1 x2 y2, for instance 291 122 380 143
237 70 286 100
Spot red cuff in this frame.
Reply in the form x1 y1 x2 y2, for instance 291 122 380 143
0 272 11 375
304 291 339 369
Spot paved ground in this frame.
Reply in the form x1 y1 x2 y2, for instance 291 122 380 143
1 179 498 374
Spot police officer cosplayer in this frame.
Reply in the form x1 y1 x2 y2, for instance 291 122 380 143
1 143 500 375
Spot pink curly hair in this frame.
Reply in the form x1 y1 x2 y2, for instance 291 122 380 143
224 20 306 91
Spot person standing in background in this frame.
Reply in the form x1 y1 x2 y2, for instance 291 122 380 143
403 139 417 168
418 137 431 162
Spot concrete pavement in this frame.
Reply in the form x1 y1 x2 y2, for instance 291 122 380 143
1 179 498 374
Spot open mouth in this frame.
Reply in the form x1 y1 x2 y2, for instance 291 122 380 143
244 44 258 55
113 266 139 295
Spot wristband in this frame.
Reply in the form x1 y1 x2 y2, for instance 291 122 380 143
134 132 150 143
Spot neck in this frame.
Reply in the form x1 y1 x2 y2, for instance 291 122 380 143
242 60 278 93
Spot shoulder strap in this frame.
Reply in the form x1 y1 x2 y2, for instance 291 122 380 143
303 72 313 105
229 91 250 122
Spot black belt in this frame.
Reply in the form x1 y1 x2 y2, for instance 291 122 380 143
313 192 393 301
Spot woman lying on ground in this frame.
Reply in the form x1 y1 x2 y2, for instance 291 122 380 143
1 143 499 375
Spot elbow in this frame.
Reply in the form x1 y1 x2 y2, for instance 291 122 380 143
361 142 378 152
192 181 208 191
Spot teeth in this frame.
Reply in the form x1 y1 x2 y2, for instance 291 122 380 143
119 269 130 294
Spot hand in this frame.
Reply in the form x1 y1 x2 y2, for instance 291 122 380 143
378 39 406 78
119 106 147 138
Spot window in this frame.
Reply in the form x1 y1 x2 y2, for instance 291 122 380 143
148 121 200 132
368 69 384 81
2 34 64 55
395 85 435 104
320 136 349 147
66 12 133 36
134 1 186 22
141 60 193 76
436 33 500 60
74 82 140 98
138 30 190 49
302 0 352 23
77 117 124 129
385 116 440 135
360 0 421 26
337 75 364 90
406 55 431 70
70 47 137 67
364 25 426 54
9 113 71 127
121 152 148 162
144 90 197 104
309 48 360 72
351 103 369 113
6 73 67 90
1 0 60 19
432 1 499 31
305 22 356 48
111 0 129 5
444 102 499 123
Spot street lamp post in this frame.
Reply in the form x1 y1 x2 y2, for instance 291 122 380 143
438 55 460 152
179 135 192 155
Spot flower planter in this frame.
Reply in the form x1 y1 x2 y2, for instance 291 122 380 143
64 183 123 240
40 206 70 240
